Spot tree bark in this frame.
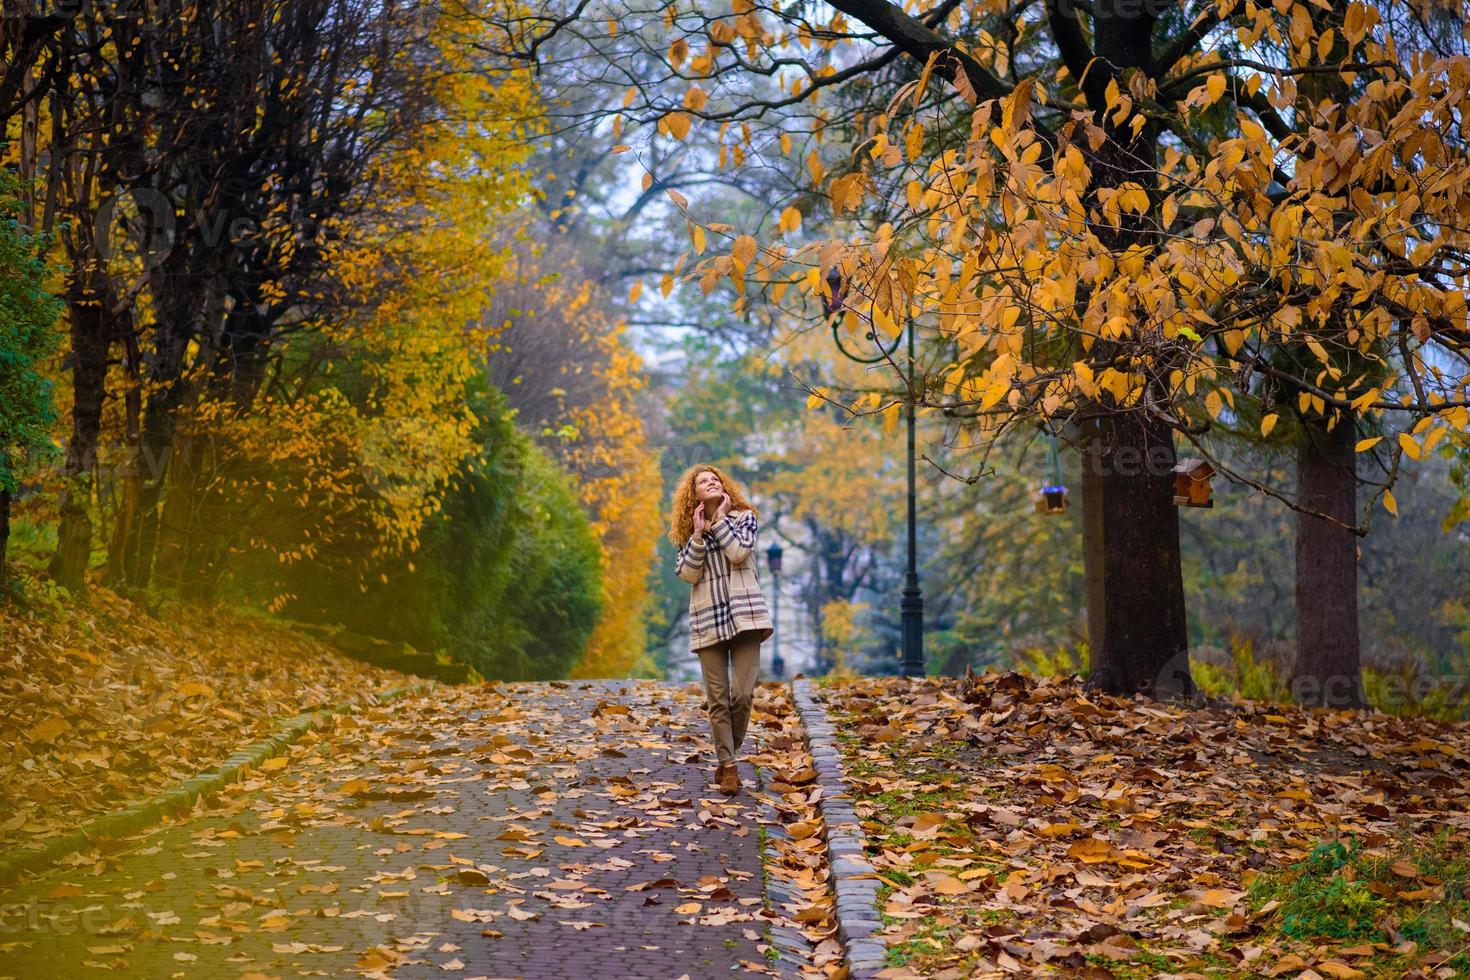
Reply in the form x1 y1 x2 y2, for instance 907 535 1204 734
106 330 144 588
1 486 12 599
1066 0 1194 696
1291 413 1363 707
109 249 205 590
1081 412 1193 697
48 281 112 595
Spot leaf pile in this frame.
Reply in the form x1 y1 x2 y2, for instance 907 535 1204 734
748 681 849 976
0 584 403 851
821 672 1470 979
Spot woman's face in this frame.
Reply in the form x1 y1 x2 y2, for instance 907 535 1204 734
694 470 724 504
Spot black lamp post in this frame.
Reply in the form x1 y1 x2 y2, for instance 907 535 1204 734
823 267 925 678
766 540 784 678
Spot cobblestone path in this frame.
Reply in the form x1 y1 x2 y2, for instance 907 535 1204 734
0 680 797 979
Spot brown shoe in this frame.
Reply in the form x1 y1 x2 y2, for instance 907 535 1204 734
719 764 741 795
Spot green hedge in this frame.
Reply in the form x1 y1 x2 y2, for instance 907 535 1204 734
256 377 604 679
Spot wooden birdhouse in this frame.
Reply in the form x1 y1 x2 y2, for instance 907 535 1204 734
1034 484 1070 514
1173 458 1214 508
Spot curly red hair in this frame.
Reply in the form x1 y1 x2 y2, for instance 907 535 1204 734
667 464 759 547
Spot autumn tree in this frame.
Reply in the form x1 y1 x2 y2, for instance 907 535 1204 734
515 0 1470 699
480 236 666 677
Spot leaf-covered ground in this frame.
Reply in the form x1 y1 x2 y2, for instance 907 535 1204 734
1 586 403 852
0 679 839 977
819 672 1470 980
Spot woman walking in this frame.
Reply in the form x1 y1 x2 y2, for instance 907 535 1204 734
669 465 774 795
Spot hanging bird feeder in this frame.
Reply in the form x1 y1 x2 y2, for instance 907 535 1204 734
1173 458 1215 507
1034 484 1070 514
1034 430 1070 514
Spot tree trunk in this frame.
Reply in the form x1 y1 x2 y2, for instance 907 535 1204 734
110 253 204 590
1 486 12 599
1081 412 1193 697
1291 413 1363 707
1082 446 1108 667
48 285 112 595
106 331 144 587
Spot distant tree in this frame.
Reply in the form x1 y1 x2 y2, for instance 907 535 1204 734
0 172 62 598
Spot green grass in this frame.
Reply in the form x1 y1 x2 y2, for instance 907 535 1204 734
1085 949 1178 978
881 914 950 967
1249 832 1470 962
868 786 960 816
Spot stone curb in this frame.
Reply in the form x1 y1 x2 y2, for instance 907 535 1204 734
0 682 430 890
790 678 888 979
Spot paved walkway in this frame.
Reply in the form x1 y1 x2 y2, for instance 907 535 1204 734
0 680 790 979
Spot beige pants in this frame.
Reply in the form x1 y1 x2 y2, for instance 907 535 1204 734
696 630 762 766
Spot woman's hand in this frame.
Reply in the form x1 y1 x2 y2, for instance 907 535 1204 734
715 493 732 520
692 501 707 536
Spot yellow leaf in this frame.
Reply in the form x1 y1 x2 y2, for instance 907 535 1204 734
1398 432 1421 460
1355 436 1382 452
260 756 290 772
779 206 802 234
690 224 706 254
1198 888 1245 908
1383 489 1398 516
1073 361 1095 398
905 122 924 162
1205 74 1226 107
731 235 757 267
1260 413 1279 437
27 717 71 743
929 874 971 895
627 281 643 303
663 111 692 140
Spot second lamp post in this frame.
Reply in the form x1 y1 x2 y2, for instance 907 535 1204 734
824 267 925 678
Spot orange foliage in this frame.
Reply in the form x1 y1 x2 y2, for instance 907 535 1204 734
490 264 662 678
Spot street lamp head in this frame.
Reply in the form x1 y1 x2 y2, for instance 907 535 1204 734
822 266 846 316
766 540 783 575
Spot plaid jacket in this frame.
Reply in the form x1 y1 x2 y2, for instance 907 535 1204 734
675 508 775 653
